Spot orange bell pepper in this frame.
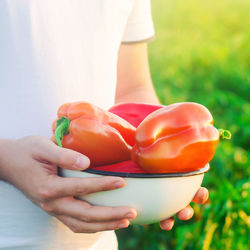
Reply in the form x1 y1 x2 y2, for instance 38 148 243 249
131 102 231 173
52 102 136 166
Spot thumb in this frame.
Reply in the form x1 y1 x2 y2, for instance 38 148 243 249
39 139 90 170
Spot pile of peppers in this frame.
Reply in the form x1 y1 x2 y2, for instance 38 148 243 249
52 102 231 173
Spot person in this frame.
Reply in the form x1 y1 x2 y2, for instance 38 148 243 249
0 0 208 249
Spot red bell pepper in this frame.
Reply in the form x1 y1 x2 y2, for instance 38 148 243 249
52 102 136 166
109 102 163 127
131 102 231 173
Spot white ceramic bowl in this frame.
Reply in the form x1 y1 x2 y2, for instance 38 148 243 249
60 164 209 225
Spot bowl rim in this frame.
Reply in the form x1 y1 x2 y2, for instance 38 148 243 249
83 164 210 178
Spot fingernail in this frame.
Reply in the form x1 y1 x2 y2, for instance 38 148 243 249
162 220 174 230
113 180 125 188
117 221 129 229
203 191 209 203
125 212 135 219
74 155 90 170
183 208 193 219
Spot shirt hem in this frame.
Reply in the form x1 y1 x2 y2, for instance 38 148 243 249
121 35 155 44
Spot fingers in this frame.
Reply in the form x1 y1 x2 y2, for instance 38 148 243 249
176 187 208 221
56 215 130 233
159 205 194 231
160 217 175 231
159 187 209 230
43 176 126 199
177 205 194 220
34 137 90 170
42 197 137 222
192 187 209 204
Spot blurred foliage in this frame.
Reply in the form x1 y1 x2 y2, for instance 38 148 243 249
116 0 250 249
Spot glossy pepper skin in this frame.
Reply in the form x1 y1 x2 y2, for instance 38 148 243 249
131 102 223 173
52 102 136 166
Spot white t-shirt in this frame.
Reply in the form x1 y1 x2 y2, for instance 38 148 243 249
0 0 154 249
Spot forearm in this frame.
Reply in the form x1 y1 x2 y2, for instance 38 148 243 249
116 43 160 105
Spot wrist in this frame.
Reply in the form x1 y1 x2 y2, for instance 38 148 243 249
0 138 15 182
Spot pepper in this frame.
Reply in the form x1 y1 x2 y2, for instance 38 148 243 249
131 102 231 173
52 102 136 166
109 102 163 127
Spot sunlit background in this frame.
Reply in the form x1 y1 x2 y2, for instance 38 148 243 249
117 0 250 249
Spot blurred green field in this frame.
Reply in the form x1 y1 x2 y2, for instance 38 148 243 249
117 0 250 249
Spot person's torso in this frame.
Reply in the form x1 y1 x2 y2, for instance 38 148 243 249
0 1 134 249
0 0 134 139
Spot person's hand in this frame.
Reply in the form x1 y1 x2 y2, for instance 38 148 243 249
0 136 137 233
159 187 209 230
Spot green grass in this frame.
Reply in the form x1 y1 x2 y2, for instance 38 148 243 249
117 0 250 249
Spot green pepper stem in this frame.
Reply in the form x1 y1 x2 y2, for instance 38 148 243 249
218 129 232 140
55 116 70 147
